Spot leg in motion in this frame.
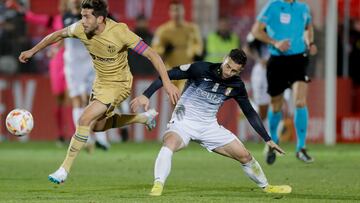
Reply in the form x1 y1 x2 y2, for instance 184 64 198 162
48 100 107 184
292 82 313 163
93 108 158 132
266 94 284 165
213 139 292 194
150 132 186 196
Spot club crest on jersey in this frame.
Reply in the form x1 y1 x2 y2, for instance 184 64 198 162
107 45 116 53
211 83 219 92
225 87 233 96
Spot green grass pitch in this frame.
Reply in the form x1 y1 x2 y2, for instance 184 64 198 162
0 141 359 202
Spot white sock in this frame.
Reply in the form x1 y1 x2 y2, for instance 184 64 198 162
154 146 173 184
87 134 95 144
241 158 268 188
94 131 110 147
72 107 84 126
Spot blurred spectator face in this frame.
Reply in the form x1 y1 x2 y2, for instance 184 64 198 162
169 3 184 23
354 19 360 32
68 0 81 12
218 17 230 33
136 16 148 29
81 8 101 34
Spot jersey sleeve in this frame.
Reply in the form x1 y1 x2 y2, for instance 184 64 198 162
66 21 82 38
143 63 204 98
256 2 273 24
233 85 271 142
118 24 142 49
304 4 312 26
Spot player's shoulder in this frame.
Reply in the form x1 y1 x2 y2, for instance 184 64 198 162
266 0 281 8
109 19 128 30
157 21 172 31
224 74 245 89
296 1 310 10
191 61 214 71
184 21 199 30
67 20 83 36
181 61 214 76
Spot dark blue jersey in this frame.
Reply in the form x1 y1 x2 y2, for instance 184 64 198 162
63 12 81 27
143 61 271 142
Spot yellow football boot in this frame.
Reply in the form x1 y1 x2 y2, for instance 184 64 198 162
149 181 164 196
263 184 292 194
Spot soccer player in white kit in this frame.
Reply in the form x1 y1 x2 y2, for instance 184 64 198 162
131 49 292 196
63 0 109 150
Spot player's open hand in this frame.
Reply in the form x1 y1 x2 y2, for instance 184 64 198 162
175 104 185 120
274 40 290 52
266 140 285 155
163 82 180 105
308 43 317 56
18 50 35 63
130 95 150 112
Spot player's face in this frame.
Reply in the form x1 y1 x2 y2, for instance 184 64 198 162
221 57 243 79
169 4 184 22
81 8 100 34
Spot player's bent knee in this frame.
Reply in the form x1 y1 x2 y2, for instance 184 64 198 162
236 151 252 164
78 116 94 126
163 133 183 151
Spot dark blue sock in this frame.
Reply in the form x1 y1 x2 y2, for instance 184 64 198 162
267 109 282 144
294 106 309 152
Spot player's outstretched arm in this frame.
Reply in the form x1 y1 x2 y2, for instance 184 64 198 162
19 28 69 63
141 47 180 105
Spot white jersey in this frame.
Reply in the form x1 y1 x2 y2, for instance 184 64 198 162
251 62 270 105
64 38 92 67
176 81 225 123
63 12 94 97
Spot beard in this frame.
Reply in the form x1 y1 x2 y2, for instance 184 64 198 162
84 25 98 39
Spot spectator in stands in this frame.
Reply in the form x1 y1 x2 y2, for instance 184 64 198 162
0 0 34 74
152 0 203 94
21 0 69 144
205 16 240 63
349 18 360 86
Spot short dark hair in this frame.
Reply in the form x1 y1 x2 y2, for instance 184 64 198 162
229 49 247 66
81 0 108 18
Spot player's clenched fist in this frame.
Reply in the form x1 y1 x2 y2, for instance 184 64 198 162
18 50 35 63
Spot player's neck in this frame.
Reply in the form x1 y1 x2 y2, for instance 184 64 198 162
172 19 184 26
94 22 106 35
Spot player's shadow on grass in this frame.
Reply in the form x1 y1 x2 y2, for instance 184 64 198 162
165 186 265 197
289 193 360 201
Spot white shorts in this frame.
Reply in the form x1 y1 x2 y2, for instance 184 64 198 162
64 61 95 98
251 62 270 105
164 116 237 152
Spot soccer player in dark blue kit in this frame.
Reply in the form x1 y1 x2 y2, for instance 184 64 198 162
130 49 292 196
252 0 318 164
